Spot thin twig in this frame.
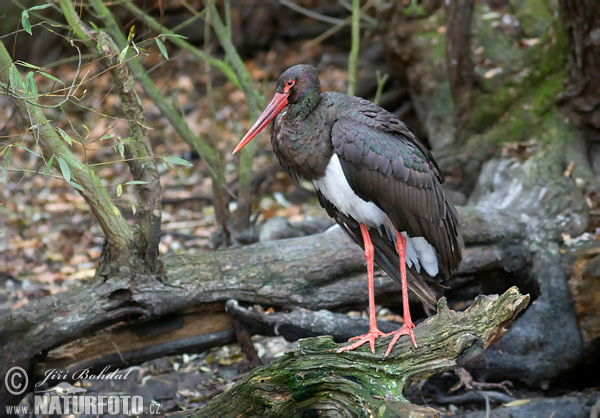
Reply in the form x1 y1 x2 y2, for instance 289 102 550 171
279 0 345 24
301 0 374 51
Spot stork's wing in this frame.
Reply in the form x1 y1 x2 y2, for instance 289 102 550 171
316 190 438 309
331 115 462 277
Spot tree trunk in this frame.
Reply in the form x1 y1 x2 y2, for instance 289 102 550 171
558 0 600 189
558 0 600 137
444 0 475 137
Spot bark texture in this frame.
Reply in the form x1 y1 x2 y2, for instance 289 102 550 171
0 207 527 407
558 0 600 135
171 288 529 417
444 0 475 137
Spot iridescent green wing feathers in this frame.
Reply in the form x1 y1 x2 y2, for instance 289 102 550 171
330 99 462 277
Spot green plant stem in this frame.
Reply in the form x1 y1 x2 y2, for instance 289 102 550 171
0 40 132 251
77 0 220 176
347 0 360 96
121 1 241 90
301 0 374 52
205 0 266 230
204 5 231 246
373 70 389 106
126 0 266 231
60 0 163 268
204 1 264 114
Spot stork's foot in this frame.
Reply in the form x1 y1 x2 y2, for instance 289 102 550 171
383 322 417 357
337 329 386 354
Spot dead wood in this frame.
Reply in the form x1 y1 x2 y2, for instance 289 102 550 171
169 287 529 417
0 206 525 406
564 239 600 341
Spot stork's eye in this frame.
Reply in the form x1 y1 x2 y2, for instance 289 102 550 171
284 80 295 91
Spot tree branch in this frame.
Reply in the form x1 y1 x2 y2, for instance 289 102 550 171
176 287 529 417
61 0 162 268
121 1 241 89
205 0 266 231
0 40 133 251
0 206 527 406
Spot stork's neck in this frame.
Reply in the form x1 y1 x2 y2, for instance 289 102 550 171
270 93 333 182
287 86 321 121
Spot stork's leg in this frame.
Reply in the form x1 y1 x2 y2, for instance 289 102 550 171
383 231 417 357
337 223 385 354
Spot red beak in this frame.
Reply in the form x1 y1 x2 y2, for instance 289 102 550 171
233 92 289 154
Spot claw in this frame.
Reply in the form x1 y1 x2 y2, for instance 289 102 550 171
383 322 417 357
338 329 386 354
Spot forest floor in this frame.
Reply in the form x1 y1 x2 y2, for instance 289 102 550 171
2 26 599 417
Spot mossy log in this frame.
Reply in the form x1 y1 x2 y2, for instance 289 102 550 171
171 287 529 418
0 207 528 407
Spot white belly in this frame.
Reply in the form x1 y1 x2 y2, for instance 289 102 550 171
313 155 389 227
313 154 439 277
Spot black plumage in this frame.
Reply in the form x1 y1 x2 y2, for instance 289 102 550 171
234 64 463 354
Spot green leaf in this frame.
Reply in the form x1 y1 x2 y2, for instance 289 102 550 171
57 128 73 146
16 61 43 70
44 155 54 177
25 71 33 93
68 180 84 192
131 205 137 215
158 33 188 39
57 156 71 182
25 72 38 99
165 155 192 167
30 78 38 98
17 143 41 158
116 184 123 197
2 147 11 176
131 41 140 55
117 141 125 158
8 65 20 93
124 180 148 185
89 21 99 31
155 38 169 60
27 121 49 131
29 4 53 12
21 10 31 35
127 25 136 42
118 46 129 63
403 0 425 16
38 71 63 84
100 133 115 140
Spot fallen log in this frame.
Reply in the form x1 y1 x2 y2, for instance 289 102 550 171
169 287 529 417
0 206 527 406
30 231 509 387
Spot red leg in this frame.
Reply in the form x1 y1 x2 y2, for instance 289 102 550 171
383 231 417 357
337 223 385 354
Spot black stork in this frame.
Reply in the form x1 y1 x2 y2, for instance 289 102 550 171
233 64 463 356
